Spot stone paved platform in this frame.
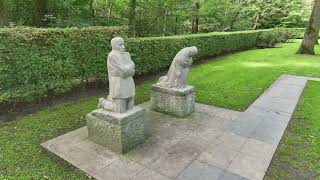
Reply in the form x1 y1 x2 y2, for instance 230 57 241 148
41 75 320 180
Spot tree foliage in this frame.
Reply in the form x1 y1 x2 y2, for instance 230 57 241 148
0 0 311 36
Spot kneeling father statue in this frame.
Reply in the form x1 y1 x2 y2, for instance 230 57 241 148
98 37 135 113
86 37 145 154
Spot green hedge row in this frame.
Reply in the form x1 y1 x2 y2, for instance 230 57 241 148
0 27 123 103
0 27 302 104
127 30 259 75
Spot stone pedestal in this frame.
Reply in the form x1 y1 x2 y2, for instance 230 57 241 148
86 106 145 154
151 84 195 117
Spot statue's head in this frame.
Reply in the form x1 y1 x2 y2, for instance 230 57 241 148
188 46 198 57
111 37 125 52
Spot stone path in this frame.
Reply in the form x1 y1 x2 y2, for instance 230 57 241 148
41 75 320 180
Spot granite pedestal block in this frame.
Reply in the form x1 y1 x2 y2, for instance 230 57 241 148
86 106 145 154
151 85 195 117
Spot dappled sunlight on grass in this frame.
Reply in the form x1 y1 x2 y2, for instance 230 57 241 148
189 41 320 110
240 62 274 68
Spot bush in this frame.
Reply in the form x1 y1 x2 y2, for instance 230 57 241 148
127 30 259 75
0 27 123 104
256 28 300 48
0 27 301 104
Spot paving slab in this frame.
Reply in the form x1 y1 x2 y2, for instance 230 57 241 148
94 158 145 180
148 138 203 179
132 168 172 180
227 153 267 180
176 160 225 180
41 75 317 180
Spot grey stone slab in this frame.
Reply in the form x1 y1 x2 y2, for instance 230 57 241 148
187 128 224 149
151 84 195 96
249 118 288 145
151 121 192 148
70 148 117 175
42 140 83 167
195 103 241 120
87 107 145 154
220 170 250 180
149 139 203 179
198 136 242 169
306 77 320 81
151 85 195 117
42 127 88 149
132 168 172 180
125 135 168 167
245 106 291 122
240 138 277 159
198 147 238 170
251 97 299 115
95 158 145 180
176 160 224 180
261 85 304 100
229 113 263 137
216 132 248 150
228 153 268 180
279 75 308 86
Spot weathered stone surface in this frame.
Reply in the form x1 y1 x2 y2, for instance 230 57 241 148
87 106 145 154
41 73 319 180
95 158 145 180
156 46 198 89
227 153 268 180
176 160 224 180
99 37 136 114
151 85 195 117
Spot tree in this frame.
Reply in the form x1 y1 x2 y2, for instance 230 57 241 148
297 0 320 55
128 0 137 37
34 0 48 27
192 0 200 33
0 0 9 27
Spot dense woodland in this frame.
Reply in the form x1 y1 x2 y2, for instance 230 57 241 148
0 0 313 36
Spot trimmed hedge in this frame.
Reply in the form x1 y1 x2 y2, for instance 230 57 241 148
0 27 302 104
0 27 123 103
127 30 259 75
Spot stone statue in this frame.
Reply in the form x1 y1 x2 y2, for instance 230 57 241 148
157 46 198 89
98 37 135 114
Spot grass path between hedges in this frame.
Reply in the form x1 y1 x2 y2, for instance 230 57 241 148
0 40 319 179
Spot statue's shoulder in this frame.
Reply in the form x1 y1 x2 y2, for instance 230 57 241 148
123 52 131 57
108 51 119 60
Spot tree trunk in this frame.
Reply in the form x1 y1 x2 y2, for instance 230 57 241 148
0 0 9 27
107 1 113 23
297 0 320 55
34 0 48 27
90 0 95 25
253 10 261 30
192 1 200 33
175 16 178 35
163 6 168 35
128 0 136 37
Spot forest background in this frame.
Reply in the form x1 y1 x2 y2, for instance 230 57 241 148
0 0 314 37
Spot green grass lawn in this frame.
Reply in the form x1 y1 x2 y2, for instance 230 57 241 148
190 40 320 110
0 40 319 179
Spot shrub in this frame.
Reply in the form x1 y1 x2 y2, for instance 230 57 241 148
0 27 123 104
0 27 301 104
256 28 299 48
127 30 259 75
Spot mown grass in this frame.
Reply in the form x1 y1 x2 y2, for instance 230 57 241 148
190 40 320 110
0 40 319 179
